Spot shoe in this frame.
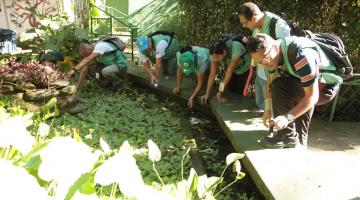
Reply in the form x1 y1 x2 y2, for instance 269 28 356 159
260 133 300 149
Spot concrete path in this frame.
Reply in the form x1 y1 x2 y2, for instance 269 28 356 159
126 61 360 200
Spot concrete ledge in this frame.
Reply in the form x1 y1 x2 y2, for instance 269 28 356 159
126 61 360 200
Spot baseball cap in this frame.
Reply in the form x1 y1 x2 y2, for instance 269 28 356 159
179 51 195 75
136 36 148 52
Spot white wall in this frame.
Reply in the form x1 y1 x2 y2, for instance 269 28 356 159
0 0 60 34
129 0 153 14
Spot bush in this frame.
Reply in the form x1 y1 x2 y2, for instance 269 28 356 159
158 0 360 120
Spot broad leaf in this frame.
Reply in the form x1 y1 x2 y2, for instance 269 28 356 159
187 168 198 193
65 173 95 200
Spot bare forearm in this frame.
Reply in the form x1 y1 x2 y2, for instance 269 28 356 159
76 66 89 88
191 78 204 98
155 58 161 78
205 73 215 96
176 67 182 89
289 83 319 118
290 95 317 119
143 62 154 77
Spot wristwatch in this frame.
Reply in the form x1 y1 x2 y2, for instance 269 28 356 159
286 113 295 122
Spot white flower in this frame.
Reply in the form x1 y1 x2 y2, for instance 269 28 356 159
38 122 50 137
0 116 35 154
95 141 144 198
0 160 49 200
225 153 244 166
38 137 99 200
147 139 161 162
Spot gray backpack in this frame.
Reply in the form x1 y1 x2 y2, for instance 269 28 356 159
98 36 126 52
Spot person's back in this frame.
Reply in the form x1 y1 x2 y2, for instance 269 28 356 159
246 33 341 148
136 31 180 86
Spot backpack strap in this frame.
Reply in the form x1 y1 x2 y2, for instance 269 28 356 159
269 17 278 39
148 31 175 50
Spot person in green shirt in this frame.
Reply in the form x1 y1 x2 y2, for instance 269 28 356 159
136 32 180 86
72 40 127 91
201 36 252 104
173 46 210 108
237 2 291 110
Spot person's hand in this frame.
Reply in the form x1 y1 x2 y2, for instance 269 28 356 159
150 75 157 86
67 69 75 77
216 91 227 103
188 97 194 108
271 115 289 130
262 110 272 128
201 94 209 104
173 87 180 95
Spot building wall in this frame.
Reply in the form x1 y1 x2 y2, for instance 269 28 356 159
0 0 60 34
106 0 128 15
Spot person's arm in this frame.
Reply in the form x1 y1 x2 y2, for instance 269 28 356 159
76 65 90 89
143 60 157 85
173 65 182 94
216 56 240 102
75 52 99 71
154 57 162 79
272 49 319 130
191 72 206 99
154 40 167 79
222 57 240 89
263 74 272 127
201 60 217 104
290 82 319 118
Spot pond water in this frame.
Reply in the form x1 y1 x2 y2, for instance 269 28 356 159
52 79 264 199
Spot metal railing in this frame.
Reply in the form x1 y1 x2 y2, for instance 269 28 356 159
329 73 360 122
89 3 138 61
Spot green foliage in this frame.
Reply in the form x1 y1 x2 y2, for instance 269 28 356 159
18 11 91 60
160 0 359 68
158 0 360 120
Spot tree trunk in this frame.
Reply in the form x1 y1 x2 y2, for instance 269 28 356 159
74 0 90 28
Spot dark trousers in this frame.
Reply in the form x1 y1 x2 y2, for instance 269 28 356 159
228 70 250 93
271 76 339 145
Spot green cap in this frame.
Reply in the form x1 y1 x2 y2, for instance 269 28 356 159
179 52 195 75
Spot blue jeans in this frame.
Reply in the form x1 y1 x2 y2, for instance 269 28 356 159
255 76 266 110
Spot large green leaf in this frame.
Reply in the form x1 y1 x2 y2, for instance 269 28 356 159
14 140 51 165
75 27 90 40
65 172 95 200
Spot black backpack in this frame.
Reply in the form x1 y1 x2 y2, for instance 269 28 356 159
98 36 126 52
288 30 353 80
305 30 353 80
269 13 305 39
148 30 175 49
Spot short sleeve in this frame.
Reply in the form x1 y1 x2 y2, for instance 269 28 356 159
293 48 319 87
275 19 291 39
155 40 169 58
93 42 115 55
231 41 246 59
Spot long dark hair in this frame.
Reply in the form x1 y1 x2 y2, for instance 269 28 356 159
209 40 226 55
180 45 193 53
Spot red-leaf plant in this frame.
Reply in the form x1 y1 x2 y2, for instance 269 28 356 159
0 60 71 89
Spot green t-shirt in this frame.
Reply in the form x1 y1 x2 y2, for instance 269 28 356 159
211 41 251 75
176 46 210 75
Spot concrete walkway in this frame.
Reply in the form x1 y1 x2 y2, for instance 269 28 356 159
126 61 360 200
